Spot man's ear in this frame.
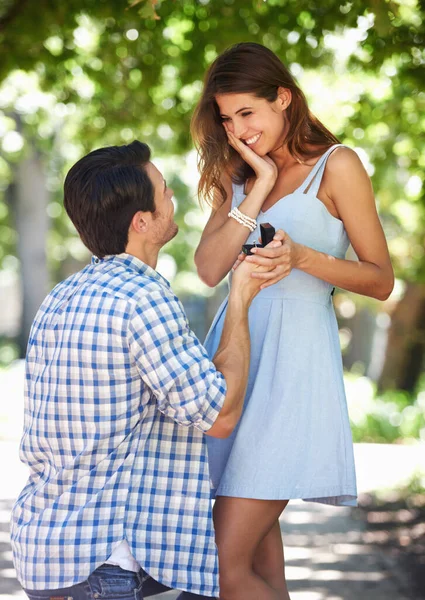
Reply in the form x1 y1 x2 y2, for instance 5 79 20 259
130 210 149 234
277 87 292 111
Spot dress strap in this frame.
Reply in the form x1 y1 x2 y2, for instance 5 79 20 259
301 144 345 197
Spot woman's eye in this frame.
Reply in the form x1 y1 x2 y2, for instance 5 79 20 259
221 116 229 122
241 112 252 117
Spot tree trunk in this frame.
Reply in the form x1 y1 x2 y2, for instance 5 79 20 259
14 146 49 355
378 282 425 394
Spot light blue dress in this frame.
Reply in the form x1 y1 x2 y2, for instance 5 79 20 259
204 144 357 507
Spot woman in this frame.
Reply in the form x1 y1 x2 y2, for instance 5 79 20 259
190 43 394 600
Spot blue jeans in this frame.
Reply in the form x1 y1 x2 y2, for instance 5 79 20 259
175 594 216 599
23 564 214 599
24 564 161 600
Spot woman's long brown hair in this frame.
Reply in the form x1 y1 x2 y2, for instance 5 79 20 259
191 42 340 207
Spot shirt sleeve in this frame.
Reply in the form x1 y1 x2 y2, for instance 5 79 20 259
127 289 226 432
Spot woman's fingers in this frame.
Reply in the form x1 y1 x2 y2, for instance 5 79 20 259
272 229 287 243
248 246 288 260
264 240 282 249
224 127 278 182
251 266 290 280
252 233 287 256
226 129 254 158
246 255 275 266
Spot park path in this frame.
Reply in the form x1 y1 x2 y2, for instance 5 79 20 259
1 441 423 600
1 364 423 598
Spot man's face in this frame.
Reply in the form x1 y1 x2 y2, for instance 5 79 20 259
145 162 178 246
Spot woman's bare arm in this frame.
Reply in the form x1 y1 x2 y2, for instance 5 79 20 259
297 148 394 299
246 148 394 300
195 129 277 287
195 175 274 286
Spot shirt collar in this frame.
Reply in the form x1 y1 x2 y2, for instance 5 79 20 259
91 253 171 289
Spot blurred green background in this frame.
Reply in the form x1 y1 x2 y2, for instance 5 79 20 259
1 2 425 596
0 0 424 446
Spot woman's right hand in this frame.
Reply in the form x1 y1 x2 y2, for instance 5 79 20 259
230 239 282 305
224 126 278 191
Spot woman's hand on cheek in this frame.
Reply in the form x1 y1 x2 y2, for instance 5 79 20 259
222 124 278 187
244 230 303 288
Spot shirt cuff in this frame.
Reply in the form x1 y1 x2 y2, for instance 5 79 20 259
193 371 227 433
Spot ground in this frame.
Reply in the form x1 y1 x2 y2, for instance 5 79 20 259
1 442 423 600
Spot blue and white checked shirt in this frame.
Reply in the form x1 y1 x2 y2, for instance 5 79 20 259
11 253 226 596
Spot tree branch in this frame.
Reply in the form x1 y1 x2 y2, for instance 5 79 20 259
0 0 29 33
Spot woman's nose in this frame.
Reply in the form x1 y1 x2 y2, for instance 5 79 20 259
228 120 247 139
233 122 247 139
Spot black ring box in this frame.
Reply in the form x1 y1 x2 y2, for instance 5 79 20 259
242 222 276 255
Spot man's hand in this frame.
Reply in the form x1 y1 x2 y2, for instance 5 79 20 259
230 239 281 305
233 230 301 290
243 229 302 289
232 237 282 270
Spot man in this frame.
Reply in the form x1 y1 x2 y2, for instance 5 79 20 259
11 141 274 599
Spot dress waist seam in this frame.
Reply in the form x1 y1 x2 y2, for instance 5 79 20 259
253 294 333 306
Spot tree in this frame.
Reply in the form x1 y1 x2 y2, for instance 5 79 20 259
0 0 424 385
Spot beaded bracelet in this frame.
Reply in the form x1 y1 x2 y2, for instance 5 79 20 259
233 207 257 229
228 207 257 232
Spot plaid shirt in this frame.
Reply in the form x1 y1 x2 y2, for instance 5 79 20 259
11 254 226 596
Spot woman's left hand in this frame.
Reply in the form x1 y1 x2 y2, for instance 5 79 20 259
234 229 303 289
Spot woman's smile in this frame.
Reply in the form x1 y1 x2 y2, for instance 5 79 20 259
243 132 262 146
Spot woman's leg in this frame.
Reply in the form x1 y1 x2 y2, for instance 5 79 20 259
253 515 290 598
212 496 289 600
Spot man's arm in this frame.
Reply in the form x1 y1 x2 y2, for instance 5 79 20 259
204 290 253 438
127 288 228 433
127 258 274 438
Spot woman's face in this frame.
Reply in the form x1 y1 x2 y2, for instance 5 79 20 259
215 91 289 156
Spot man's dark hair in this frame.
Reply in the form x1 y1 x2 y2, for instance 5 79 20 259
64 141 154 257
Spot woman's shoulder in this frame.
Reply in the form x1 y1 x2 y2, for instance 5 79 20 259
323 145 371 201
326 145 364 175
